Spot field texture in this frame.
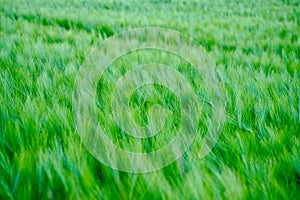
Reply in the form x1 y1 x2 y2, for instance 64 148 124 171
1 0 300 199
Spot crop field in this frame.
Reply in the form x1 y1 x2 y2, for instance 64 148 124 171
0 0 300 199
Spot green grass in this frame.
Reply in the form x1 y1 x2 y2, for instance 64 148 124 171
1 0 300 199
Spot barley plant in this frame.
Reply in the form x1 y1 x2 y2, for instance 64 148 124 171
0 0 299 199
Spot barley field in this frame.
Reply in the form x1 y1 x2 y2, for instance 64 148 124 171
0 0 300 199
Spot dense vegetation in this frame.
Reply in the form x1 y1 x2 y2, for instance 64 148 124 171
0 0 299 199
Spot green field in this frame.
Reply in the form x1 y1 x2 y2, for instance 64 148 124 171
1 0 300 199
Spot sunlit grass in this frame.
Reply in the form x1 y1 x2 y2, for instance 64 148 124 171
0 0 300 199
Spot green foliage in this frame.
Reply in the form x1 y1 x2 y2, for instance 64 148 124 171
0 0 299 199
